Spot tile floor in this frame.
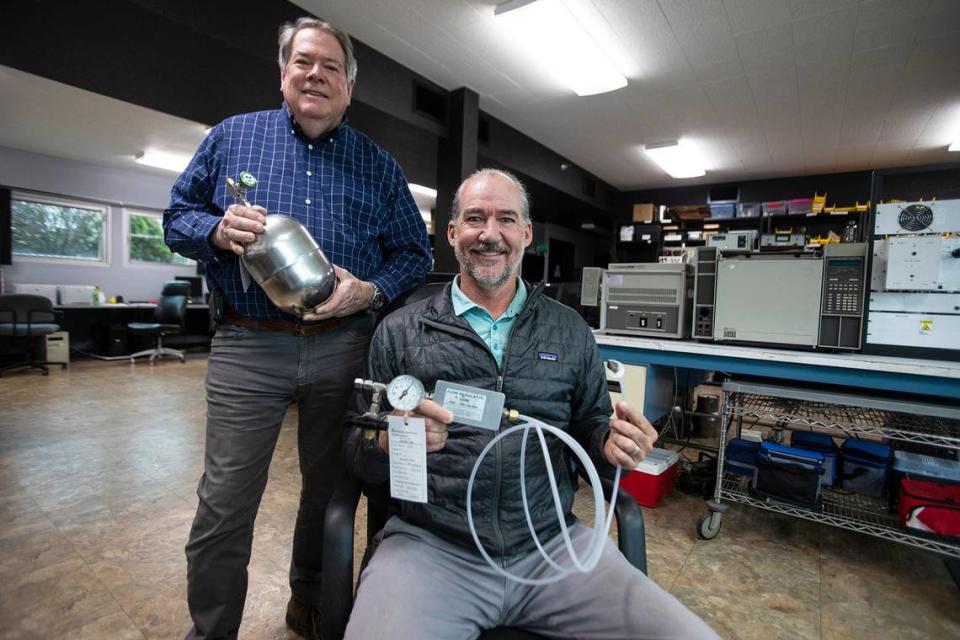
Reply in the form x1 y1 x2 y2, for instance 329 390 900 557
1 357 958 639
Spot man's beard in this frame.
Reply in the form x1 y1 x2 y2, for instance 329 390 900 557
456 241 521 290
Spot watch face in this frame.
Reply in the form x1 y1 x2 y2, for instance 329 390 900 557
386 375 425 412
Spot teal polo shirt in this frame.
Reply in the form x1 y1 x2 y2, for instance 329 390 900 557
451 277 527 369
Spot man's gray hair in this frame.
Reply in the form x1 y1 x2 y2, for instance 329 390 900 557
452 168 531 222
278 17 358 82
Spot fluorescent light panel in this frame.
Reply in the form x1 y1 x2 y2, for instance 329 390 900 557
135 149 191 173
644 140 706 179
408 184 438 198
495 0 627 97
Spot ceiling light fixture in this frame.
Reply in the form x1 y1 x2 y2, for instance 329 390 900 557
495 0 627 97
408 184 438 199
135 149 191 173
580 221 596 230
643 140 707 179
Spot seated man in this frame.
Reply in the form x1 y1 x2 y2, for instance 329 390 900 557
344 169 717 639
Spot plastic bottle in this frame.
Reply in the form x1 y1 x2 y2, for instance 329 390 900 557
92 286 101 306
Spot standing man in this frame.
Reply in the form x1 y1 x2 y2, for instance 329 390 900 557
164 17 432 640
344 169 717 638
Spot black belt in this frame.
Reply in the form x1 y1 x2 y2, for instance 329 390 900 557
223 308 346 337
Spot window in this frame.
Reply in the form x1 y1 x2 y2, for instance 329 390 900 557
126 210 193 266
11 194 108 263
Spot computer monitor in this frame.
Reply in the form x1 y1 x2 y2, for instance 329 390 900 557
175 276 204 300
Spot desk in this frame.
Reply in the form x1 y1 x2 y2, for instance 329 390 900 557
595 334 960 399
56 304 211 356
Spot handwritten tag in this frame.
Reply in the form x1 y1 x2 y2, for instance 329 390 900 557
388 415 428 503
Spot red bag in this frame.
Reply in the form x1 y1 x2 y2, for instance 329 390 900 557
899 477 960 538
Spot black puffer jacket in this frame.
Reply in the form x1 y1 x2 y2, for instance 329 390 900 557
346 281 615 558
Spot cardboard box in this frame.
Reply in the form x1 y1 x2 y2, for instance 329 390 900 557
632 203 655 223
619 448 680 508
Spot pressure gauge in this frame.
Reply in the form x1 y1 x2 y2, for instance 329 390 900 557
386 375 425 412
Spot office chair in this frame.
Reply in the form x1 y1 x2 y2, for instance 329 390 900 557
320 469 647 640
319 281 647 640
0 294 65 377
127 281 190 364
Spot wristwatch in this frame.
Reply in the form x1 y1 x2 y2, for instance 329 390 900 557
369 282 386 311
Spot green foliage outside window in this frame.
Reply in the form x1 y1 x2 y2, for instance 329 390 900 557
12 199 105 261
128 213 192 266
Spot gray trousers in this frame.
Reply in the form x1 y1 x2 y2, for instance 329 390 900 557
345 516 719 640
184 316 372 640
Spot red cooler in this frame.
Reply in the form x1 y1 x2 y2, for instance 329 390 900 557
620 448 680 508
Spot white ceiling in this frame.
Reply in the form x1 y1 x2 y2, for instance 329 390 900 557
2 1 959 193
0 65 209 180
294 0 960 189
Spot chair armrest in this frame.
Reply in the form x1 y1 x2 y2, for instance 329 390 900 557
601 477 647 575
321 469 363 640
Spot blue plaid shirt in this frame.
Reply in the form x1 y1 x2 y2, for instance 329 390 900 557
163 104 432 320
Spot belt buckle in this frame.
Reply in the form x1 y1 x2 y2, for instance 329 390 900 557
293 320 305 337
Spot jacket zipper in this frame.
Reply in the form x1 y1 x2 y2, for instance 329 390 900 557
421 283 545 561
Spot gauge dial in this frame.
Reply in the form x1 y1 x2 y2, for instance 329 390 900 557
385 375 425 412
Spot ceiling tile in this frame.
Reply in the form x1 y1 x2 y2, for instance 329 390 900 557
723 0 792 35
795 38 853 73
855 0 930 32
789 0 859 20
853 18 921 53
915 103 960 148
850 45 911 73
793 5 858 47
919 4 960 38
735 24 795 74
692 56 745 83
879 106 937 143
840 113 885 146
836 144 877 170
658 0 739 65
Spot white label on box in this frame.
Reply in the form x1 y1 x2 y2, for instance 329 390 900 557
388 415 428 503
441 387 486 422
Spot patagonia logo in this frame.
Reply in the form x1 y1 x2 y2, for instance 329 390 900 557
537 351 558 362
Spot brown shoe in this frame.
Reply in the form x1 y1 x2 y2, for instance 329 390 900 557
286 595 322 639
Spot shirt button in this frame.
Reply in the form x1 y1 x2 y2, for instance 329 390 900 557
306 171 312 176
308 144 314 150
305 199 312 205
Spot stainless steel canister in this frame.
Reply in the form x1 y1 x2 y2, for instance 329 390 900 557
240 214 337 315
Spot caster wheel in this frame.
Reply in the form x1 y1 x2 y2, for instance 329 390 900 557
697 511 722 540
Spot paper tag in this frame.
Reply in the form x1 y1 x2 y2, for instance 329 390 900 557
388 415 428 503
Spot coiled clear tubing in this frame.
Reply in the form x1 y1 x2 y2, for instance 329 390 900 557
466 415 623 585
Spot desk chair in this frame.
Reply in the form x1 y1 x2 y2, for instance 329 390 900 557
127 281 190 364
0 294 65 377
320 469 647 640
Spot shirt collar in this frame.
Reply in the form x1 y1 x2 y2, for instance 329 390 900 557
451 276 527 319
283 102 347 143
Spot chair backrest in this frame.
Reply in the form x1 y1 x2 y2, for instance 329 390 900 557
0 294 58 335
154 281 190 326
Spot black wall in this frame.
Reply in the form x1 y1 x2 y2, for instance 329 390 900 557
2 0 616 232
0 188 11 266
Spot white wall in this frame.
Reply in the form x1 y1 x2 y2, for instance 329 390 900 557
0 146 197 301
